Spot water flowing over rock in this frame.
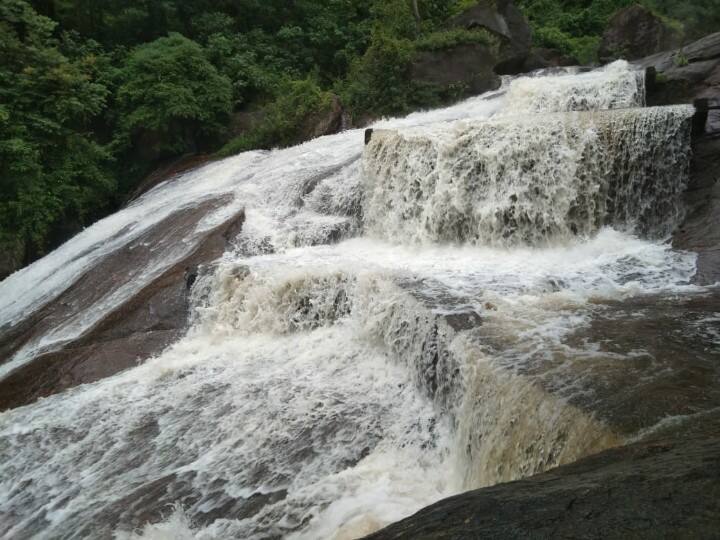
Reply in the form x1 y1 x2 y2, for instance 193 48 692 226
1 60 719 539
363 106 692 246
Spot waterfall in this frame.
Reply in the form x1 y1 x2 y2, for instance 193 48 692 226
0 61 705 540
363 105 693 246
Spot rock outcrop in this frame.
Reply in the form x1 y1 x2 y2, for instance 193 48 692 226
127 154 215 203
366 412 720 540
412 43 502 96
449 0 532 74
0 199 244 411
411 0 533 97
636 32 720 285
599 5 681 63
301 94 349 140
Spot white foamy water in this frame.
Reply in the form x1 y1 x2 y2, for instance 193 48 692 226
0 61 709 539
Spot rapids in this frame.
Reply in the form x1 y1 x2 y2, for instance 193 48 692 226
0 61 715 539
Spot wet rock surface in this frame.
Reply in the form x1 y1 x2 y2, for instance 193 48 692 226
561 293 720 435
637 32 720 285
365 412 720 540
599 5 681 63
127 154 216 203
0 201 244 411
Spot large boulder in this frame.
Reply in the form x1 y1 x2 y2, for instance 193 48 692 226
412 43 502 96
599 5 681 62
635 32 720 285
366 412 720 539
449 0 532 74
409 0 532 99
127 154 215 203
300 94 349 140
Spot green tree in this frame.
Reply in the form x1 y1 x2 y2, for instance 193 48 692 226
0 0 112 263
115 33 232 158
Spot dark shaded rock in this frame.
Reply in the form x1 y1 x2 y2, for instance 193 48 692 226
229 108 267 138
525 47 578 70
634 33 720 285
599 5 681 62
412 43 502 95
0 202 245 411
450 0 532 74
127 154 215 203
301 94 349 140
0 241 23 281
638 32 720 74
674 163 720 285
638 32 720 115
365 413 720 540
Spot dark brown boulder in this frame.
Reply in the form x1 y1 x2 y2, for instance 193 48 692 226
449 0 532 74
635 32 720 285
127 154 216 203
599 5 681 62
300 94 350 140
365 412 720 540
412 43 502 96
674 147 720 286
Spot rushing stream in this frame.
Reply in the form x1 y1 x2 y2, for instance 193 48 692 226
0 62 714 539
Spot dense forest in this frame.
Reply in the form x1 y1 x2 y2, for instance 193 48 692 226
1 0 719 270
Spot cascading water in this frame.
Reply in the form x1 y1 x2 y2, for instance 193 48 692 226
0 61 712 540
363 106 693 245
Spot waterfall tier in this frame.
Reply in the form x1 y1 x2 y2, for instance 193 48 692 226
364 105 694 246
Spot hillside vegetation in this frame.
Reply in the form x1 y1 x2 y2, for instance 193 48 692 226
1 0 718 269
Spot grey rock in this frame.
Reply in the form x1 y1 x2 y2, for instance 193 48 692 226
412 43 502 95
365 412 720 540
599 5 681 62
449 0 532 75
634 33 720 285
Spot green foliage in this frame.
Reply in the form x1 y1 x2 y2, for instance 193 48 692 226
116 33 232 157
0 0 113 260
218 78 334 156
416 28 498 51
517 0 720 63
674 52 689 67
533 26 601 64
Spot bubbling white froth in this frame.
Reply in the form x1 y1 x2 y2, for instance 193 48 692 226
363 105 694 246
502 60 646 114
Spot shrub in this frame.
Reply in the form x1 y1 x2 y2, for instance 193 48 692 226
116 33 232 157
217 78 335 156
415 28 498 51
